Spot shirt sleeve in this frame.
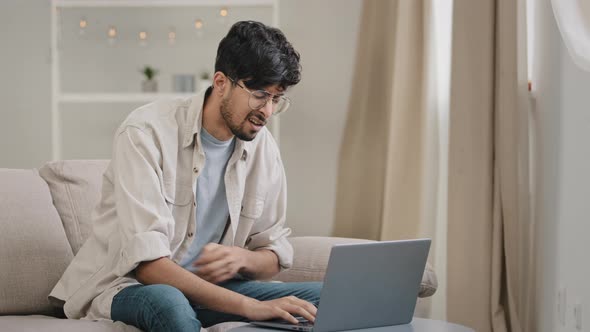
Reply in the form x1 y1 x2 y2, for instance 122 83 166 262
111 126 174 277
245 156 294 271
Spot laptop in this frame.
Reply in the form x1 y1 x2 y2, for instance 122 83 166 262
251 239 431 332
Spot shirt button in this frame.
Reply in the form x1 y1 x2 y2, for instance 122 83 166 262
188 232 194 237
193 201 196 206
193 167 199 173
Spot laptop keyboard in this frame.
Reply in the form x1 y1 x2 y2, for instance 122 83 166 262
295 318 313 326
273 317 313 326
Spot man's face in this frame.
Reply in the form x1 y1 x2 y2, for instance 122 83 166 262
220 81 282 141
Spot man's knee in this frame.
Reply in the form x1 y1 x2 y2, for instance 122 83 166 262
142 284 190 311
129 284 201 331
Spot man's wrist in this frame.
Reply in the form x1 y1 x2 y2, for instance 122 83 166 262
236 294 258 317
235 246 254 275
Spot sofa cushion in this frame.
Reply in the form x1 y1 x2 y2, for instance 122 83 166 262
0 169 74 315
0 315 248 332
39 160 110 255
274 237 438 297
0 315 141 332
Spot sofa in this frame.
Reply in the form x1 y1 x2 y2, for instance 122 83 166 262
0 160 437 332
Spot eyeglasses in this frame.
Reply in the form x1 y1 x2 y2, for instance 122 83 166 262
227 77 291 115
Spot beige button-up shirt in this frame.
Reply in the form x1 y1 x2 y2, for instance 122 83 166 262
48 88 293 321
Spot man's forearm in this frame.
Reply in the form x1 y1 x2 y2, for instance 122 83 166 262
135 257 253 315
240 249 281 280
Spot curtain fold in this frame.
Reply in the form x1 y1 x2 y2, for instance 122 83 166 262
332 0 439 319
333 0 428 242
334 0 535 331
448 0 534 331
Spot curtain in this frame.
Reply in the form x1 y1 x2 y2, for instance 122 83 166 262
447 0 534 331
333 0 535 330
332 0 445 319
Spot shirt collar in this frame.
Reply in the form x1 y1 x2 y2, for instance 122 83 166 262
182 86 251 160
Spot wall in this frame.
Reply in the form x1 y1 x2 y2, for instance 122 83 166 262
532 0 590 331
0 0 362 238
57 6 274 160
278 0 362 236
0 0 52 168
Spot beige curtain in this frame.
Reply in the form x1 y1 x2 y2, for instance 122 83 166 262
333 0 429 242
332 0 442 319
334 0 535 331
447 0 534 331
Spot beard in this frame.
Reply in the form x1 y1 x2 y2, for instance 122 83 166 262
220 96 266 142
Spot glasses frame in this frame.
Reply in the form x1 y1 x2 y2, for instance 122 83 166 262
227 76 291 115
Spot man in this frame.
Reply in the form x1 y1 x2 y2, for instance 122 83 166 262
49 21 321 332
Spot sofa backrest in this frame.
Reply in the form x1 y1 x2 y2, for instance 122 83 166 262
39 160 110 255
0 168 74 315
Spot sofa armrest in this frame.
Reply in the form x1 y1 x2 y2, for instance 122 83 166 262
273 236 437 298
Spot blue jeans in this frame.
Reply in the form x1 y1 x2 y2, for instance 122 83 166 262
111 279 322 332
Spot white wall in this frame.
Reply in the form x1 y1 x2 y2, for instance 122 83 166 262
0 0 52 168
57 6 273 160
532 0 590 331
0 0 362 238
278 0 362 236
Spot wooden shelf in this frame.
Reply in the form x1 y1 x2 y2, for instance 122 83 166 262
59 93 195 103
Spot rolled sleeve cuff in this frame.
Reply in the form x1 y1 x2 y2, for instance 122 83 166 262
114 231 171 277
254 237 294 271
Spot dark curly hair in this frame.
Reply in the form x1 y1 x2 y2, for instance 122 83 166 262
215 21 301 90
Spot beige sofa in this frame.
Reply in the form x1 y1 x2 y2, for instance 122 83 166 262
0 160 437 332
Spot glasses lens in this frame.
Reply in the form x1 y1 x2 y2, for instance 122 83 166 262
248 90 267 110
273 97 290 115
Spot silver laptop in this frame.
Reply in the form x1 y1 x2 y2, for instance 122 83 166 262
251 239 431 332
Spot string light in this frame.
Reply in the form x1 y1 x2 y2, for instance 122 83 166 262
168 27 176 45
194 19 203 29
138 30 148 47
107 26 117 38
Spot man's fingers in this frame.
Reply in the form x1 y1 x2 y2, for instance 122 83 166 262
195 258 228 275
296 300 318 317
193 249 224 266
284 297 317 315
210 272 233 285
277 308 298 324
283 303 316 323
207 267 234 284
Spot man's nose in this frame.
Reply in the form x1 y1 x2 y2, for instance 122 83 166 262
261 99 273 119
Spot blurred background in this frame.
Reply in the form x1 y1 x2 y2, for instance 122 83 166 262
0 0 363 238
3 1 590 332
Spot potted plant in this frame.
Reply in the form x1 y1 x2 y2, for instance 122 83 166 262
140 65 159 92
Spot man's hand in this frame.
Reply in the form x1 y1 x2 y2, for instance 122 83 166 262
193 243 248 284
241 296 318 324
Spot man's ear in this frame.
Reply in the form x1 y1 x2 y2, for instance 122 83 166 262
213 71 227 95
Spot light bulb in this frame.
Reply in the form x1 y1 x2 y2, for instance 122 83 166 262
194 19 203 29
108 26 117 38
168 28 176 45
220 8 228 17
